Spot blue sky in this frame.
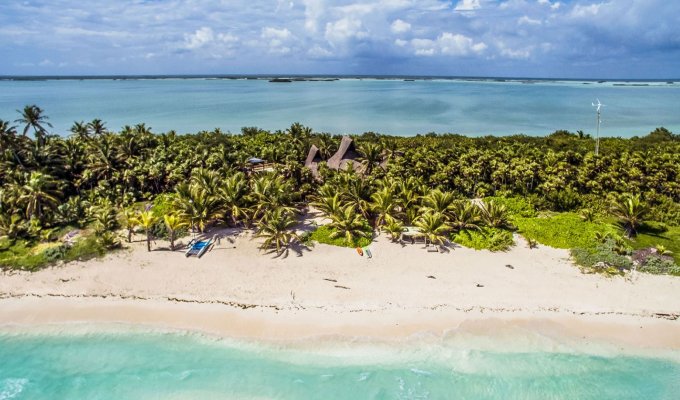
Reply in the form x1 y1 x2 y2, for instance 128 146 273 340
1 0 678 78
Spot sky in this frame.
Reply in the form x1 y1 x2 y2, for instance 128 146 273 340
0 0 678 78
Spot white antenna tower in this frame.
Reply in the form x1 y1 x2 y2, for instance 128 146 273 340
591 98 604 156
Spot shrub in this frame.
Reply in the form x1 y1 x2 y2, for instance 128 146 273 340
309 225 372 248
571 240 634 275
43 244 69 262
453 228 514 251
515 213 618 249
484 196 537 218
638 256 680 276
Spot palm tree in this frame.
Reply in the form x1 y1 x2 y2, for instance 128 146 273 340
172 183 220 233
137 210 158 252
18 171 62 221
450 201 482 231
358 142 383 175
90 203 118 235
0 119 23 167
312 192 346 218
419 189 455 219
15 105 52 146
87 119 107 137
164 214 188 251
256 208 300 255
611 195 648 238
328 205 370 245
122 209 138 243
382 214 404 242
477 200 510 229
414 212 450 247
370 187 398 228
218 172 250 226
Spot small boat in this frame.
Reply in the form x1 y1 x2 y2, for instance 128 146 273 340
185 237 213 258
355 247 363 256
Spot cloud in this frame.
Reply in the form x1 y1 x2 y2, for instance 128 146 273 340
261 27 294 54
325 17 368 46
390 19 411 34
570 3 602 18
0 0 678 77
454 0 481 12
411 33 486 56
183 27 216 50
518 15 542 26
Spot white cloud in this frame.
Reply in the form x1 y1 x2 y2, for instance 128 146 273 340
261 27 294 54
518 15 542 25
308 45 333 58
410 33 486 56
302 0 324 33
438 32 487 55
183 27 216 50
539 0 561 10
390 19 411 34
454 0 481 11
324 18 368 45
571 3 602 18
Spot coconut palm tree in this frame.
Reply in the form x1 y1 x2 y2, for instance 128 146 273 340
370 187 398 228
164 214 188 251
611 195 648 238
256 208 300 255
477 200 510 229
18 171 62 222
328 204 370 245
450 201 482 231
382 214 404 242
414 211 450 247
136 210 158 252
311 192 346 218
90 202 118 235
419 189 455 219
218 172 250 226
358 142 383 175
122 209 138 243
15 105 52 146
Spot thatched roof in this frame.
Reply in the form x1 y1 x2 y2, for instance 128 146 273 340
304 144 322 177
327 136 362 170
304 145 321 167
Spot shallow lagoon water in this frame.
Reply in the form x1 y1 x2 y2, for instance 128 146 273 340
0 78 678 137
1 330 679 399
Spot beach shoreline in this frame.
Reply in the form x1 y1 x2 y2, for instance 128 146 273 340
2 231 680 359
1 296 680 361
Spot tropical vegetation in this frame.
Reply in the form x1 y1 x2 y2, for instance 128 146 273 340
1 106 679 276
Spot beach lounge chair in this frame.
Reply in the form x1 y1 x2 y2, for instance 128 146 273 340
185 237 213 258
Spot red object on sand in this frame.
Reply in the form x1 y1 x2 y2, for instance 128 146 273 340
356 247 363 256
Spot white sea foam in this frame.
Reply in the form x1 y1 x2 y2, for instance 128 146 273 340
0 378 28 400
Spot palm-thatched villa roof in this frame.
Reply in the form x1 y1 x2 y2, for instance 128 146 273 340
327 136 362 171
304 144 322 177
304 136 365 178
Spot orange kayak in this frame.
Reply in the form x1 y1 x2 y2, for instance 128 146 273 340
356 247 364 256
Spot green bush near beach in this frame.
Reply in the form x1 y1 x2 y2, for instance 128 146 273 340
0 235 109 271
628 225 680 264
484 196 537 219
308 225 372 248
514 213 618 250
452 228 514 251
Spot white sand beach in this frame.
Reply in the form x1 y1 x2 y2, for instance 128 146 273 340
2 227 680 353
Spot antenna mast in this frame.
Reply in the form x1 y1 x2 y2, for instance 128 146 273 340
592 99 604 156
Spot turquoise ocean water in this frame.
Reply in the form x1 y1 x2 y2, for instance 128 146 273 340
0 78 679 137
1 330 679 399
